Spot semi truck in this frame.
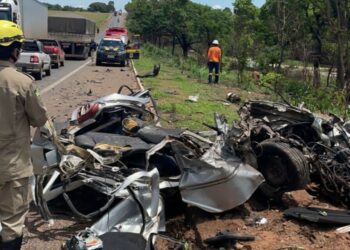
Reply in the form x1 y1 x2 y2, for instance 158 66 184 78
48 14 96 59
0 0 48 39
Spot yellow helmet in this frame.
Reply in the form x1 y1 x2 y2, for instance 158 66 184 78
0 20 24 47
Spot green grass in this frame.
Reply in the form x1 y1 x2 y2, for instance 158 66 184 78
134 48 240 131
48 11 111 29
136 44 350 122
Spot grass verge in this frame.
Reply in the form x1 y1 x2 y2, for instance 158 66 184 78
133 47 267 131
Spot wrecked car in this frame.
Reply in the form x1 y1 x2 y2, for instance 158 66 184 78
30 89 264 249
227 100 350 207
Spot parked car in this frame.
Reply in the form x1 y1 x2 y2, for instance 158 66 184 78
39 39 65 68
96 38 126 66
16 40 51 80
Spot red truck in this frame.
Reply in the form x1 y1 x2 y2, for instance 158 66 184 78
39 39 65 68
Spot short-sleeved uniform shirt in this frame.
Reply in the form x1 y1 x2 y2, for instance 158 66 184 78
0 60 47 184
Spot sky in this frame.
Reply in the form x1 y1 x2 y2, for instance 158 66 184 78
39 0 266 10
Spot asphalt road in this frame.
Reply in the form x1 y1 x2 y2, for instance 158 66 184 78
37 14 126 91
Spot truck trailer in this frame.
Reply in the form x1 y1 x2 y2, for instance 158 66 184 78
0 0 48 39
48 15 96 59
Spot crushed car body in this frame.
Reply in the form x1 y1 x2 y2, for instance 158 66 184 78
227 100 350 207
30 89 265 247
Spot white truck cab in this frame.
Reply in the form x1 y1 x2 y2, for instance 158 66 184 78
0 0 20 25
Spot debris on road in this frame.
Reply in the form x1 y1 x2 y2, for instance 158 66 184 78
187 94 199 102
226 92 241 103
284 207 350 225
204 229 255 249
136 64 160 78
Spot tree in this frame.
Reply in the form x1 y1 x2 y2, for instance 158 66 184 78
233 0 259 82
88 2 109 13
107 1 115 12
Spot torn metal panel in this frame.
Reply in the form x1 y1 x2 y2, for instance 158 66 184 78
172 137 264 213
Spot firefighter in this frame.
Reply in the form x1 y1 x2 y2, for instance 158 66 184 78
0 20 47 250
207 40 222 84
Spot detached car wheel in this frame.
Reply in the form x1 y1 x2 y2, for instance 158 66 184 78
256 141 310 197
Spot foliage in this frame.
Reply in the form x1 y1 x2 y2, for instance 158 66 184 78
44 2 115 13
125 0 233 58
126 0 350 117
88 2 115 13
44 3 84 11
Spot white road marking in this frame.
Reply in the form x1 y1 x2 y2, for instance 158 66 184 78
41 60 90 94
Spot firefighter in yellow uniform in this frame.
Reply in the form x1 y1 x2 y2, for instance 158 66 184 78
0 21 47 250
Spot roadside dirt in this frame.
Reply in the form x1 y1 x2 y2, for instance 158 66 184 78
23 63 139 250
163 197 350 250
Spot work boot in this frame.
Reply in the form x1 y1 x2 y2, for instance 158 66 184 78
208 75 213 84
0 236 23 250
214 76 219 84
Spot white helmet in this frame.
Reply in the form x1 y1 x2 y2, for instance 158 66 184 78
212 40 219 45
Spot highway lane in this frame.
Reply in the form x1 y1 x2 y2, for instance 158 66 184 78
37 15 122 91
36 59 89 90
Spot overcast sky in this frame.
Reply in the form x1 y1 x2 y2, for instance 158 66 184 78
39 0 266 10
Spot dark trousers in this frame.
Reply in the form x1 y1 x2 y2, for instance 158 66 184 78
208 62 220 83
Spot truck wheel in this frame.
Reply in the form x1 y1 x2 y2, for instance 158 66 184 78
120 60 126 67
96 60 102 66
256 141 310 198
61 60 64 67
34 67 43 80
45 65 51 76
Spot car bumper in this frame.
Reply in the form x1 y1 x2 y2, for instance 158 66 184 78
49 54 59 64
16 63 42 73
97 53 125 63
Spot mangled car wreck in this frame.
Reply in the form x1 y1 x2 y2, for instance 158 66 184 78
30 87 264 249
228 101 350 207
30 87 350 248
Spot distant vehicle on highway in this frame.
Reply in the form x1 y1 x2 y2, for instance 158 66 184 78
96 38 126 66
39 39 65 68
105 27 128 45
16 40 51 80
48 15 96 60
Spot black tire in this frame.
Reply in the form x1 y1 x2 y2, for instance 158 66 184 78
45 65 51 76
120 60 126 67
34 67 43 80
256 141 310 196
60 60 64 67
96 60 102 66
54 62 60 69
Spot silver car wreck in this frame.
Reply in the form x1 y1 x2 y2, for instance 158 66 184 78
30 89 264 249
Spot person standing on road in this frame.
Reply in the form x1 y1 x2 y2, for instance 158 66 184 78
0 20 47 250
90 39 97 64
207 40 222 84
